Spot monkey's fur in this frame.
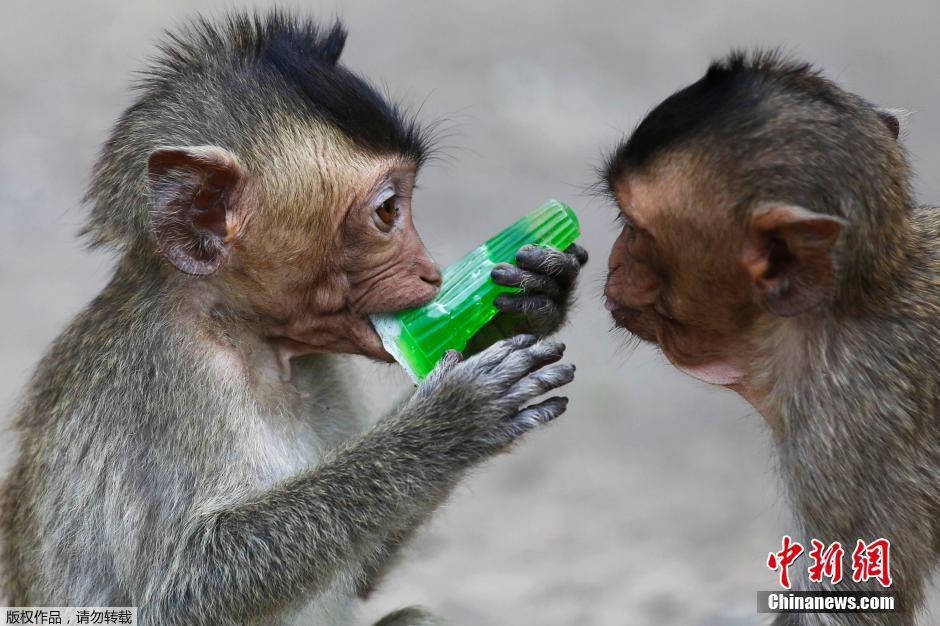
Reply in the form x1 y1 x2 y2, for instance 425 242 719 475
603 52 939 624
1 13 580 625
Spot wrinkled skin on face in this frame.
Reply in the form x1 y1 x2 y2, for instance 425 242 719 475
148 138 586 379
148 140 441 367
236 157 442 364
603 165 761 386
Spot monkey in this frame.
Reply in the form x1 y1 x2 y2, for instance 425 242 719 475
0 12 587 626
601 50 939 625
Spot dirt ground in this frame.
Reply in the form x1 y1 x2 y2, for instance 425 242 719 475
2 1 939 624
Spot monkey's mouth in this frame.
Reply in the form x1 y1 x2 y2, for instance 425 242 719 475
605 299 660 343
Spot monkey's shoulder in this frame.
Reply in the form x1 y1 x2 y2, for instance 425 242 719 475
904 205 940 312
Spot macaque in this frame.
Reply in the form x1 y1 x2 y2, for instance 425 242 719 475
0 12 585 626
602 50 939 625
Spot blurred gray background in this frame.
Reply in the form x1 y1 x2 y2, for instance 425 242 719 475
2 1 938 624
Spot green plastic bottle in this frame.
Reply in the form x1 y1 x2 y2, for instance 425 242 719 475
371 200 581 382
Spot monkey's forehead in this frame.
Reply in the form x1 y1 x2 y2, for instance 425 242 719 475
255 122 417 184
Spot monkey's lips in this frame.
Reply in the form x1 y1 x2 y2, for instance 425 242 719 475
605 299 660 343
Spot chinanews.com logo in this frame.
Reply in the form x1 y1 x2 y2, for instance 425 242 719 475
757 536 898 615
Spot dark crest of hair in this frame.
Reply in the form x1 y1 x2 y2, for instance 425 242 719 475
600 49 906 212
83 11 433 250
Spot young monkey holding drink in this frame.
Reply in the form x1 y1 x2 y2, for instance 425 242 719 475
0 12 586 626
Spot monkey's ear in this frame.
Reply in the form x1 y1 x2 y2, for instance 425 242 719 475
876 108 908 140
147 146 248 276
741 204 846 317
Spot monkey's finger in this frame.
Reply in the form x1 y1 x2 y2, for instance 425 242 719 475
493 294 561 335
515 245 582 284
442 349 462 366
494 293 559 315
427 350 462 381
493 339 566 385
485 396 570 448
469 333 537 370
414 350 463 397
564 243 589 266
491 264 562 300
505 362 575 406
512 396 570 429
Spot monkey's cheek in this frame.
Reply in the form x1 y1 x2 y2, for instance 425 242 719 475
359 319 396 363
363 342 395 363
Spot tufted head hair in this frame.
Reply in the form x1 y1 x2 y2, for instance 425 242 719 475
83 10 433 250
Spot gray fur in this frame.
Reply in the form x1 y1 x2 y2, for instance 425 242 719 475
761 204 940 626
0 255 574 625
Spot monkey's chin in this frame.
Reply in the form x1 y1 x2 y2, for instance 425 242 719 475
669 359 742 386
609 308 743 386
658 333 744 387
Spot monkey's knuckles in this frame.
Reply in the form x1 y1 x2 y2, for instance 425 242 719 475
500 365 575 413
494 293 564 334
484 338 565 379
410 338 569 459
516 245 582 280
492 253 578 337
564 243 589 266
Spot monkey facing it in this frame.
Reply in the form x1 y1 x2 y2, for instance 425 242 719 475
602 51 939 625
0 12 586 626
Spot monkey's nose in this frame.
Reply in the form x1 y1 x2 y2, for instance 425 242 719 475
418 262 442 288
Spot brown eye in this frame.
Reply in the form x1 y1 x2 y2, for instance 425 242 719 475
375 197 398 227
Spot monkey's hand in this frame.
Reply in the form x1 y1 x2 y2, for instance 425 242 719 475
402 334 574 466
490 243 588 337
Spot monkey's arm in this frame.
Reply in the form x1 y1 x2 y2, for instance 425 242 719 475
144 337 572 625
355 508 435 599
357 245 588 585
358 287 588 594
354 469 468 599
144 423 454 624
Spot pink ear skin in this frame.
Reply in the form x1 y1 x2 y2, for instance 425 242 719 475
740 204 846 317
147 146 247 276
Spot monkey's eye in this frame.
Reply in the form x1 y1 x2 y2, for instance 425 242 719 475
616 212 636 233
617 215 639 243
374 196 399 230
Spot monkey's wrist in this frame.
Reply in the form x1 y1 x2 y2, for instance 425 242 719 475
380 403 496 471
365 413 473 478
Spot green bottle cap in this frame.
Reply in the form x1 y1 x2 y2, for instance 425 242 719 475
371 200 580 382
